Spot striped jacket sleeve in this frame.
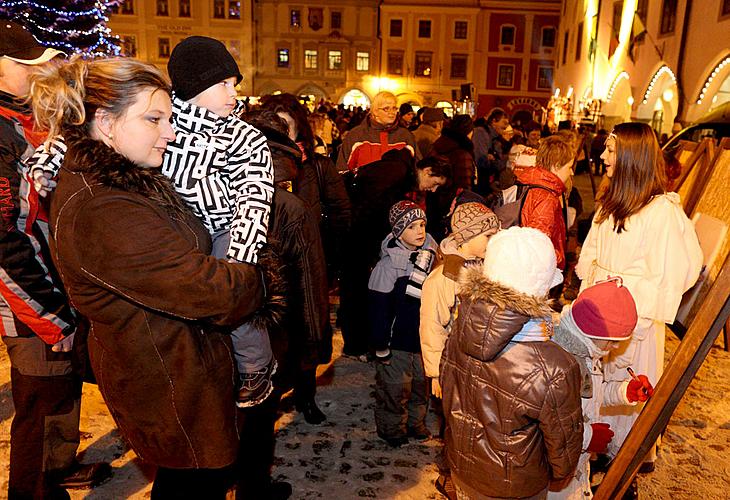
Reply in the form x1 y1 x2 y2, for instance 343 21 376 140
0 119 74 344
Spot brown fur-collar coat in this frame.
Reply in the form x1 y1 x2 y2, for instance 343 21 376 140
440 268 583 498
49 131 265 469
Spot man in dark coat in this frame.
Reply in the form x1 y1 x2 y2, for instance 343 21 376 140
339 150 450 357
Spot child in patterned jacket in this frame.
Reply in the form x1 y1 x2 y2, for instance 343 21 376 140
25 39 276 408
163 37 275 407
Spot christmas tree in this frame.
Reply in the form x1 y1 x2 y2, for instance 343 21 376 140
0 1 122 57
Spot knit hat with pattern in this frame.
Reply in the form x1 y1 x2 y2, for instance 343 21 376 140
450 202 500 245
168 36 243 101
389 200 426 238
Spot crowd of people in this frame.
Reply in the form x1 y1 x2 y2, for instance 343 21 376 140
0 22 705 500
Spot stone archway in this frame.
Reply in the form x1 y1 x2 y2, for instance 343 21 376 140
686 53 730 121
295 82 329 102
603 71 633 130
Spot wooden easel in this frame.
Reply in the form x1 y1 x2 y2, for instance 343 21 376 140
594 254 730 499
676 138 717 216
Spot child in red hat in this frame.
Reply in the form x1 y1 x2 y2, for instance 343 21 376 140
550 277 654 499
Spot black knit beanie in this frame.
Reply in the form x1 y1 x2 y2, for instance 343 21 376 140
168 36 242 101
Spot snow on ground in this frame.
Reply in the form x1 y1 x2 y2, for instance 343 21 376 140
1 327 729 499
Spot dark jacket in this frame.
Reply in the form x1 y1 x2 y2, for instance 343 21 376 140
266 132 331 378
515 166 567 270
49 131 265 469
441 268 583 498
427 129 476 240
0 91 75 344
367 233 438 353
346 148 420 267
336 116 417 172
296 152 350 237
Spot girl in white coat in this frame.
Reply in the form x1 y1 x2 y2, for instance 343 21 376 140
575 122 702 464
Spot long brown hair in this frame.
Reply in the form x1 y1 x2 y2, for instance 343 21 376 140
596 122 667 233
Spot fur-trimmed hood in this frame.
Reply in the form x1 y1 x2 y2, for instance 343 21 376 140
457 267 553 362
63 127 190 218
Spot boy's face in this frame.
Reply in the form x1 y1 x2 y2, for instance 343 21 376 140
551 159 574 187
399 219 426 249
459 233 489 259
188 76 237 117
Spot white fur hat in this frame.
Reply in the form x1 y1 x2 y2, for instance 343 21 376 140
483 226 563 297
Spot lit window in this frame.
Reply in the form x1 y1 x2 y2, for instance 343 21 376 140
415 52 432 77
418 20 431 38
500 25 515 45
277 48 289 68
291 9 301 27
121 35 137 57
213 0 225 19
387 51 403 75
328 50 342 70
331 11 342 29
541 27 556 48
454 21 467 39
450 54 467 79
390 19 402 37
356 51 370 72
497 64 514 87
156 0 168 16
305 49 318 69
660 0 677 34
111 0 134 15
158 37 171 58
179 0 190 17
229 1 240 19
537 67 553 89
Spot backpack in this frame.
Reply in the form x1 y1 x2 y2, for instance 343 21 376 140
489 182 554 229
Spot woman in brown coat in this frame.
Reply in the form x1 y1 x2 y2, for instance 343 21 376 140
31 58 266 498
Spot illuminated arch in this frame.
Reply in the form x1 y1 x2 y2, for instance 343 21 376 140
641 65 676 104
695 54 730 104
606 71 630 102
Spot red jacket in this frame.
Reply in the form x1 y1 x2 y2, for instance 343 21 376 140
336 116 416 172
515 166 567 270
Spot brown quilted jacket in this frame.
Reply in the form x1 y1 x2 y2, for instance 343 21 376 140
440 268 583 498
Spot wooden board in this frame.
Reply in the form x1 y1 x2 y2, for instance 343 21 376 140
593 254 730 499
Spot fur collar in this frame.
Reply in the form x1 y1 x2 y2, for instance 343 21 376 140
458 267 553 318
63 127 190 217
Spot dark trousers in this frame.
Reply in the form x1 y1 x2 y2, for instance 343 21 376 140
151 466 232 499
293 367 317 406
4 336 81 500
374 350 429 438
235 391 281 499
338 241 372 356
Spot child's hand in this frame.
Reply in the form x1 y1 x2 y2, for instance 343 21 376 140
431 379 442 399
586 423 614 453
626 375 654 403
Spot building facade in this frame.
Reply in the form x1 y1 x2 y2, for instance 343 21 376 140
108 0 257 94
554 0 730 134
252 0 379 106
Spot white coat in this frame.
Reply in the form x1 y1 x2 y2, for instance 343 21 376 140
575 192 702 456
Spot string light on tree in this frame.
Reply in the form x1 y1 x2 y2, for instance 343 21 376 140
0 0 121 57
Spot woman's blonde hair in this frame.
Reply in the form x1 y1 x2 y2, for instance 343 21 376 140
596 122 667 233
30 56 171 139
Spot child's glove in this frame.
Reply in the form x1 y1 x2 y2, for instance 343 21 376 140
626 375 654 403
374 348 392 364
586 423 614 453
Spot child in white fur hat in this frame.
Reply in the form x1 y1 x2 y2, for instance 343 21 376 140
441 226 583 500
549 277 654 500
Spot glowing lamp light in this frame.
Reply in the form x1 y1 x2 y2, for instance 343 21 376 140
606 71 629 102
642 65 676 105
628 96 634 105
663 89 674 102
554 88 560 97
696 56 730 105
566 86 574 98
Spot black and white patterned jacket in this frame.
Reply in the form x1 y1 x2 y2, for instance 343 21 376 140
162 97 274 264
